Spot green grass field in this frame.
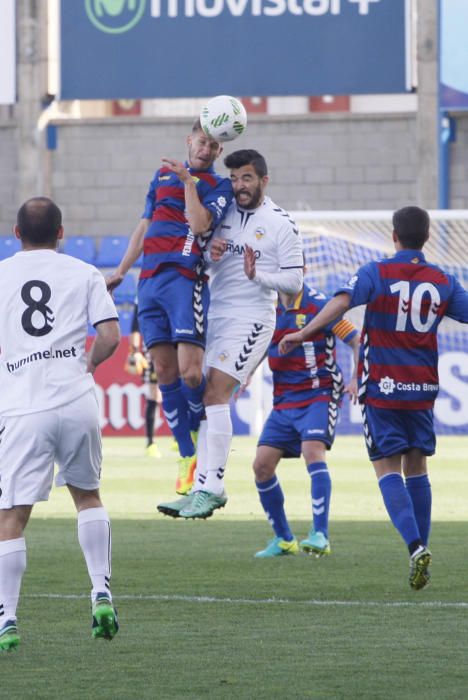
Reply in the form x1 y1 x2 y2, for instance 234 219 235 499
3 436 468 699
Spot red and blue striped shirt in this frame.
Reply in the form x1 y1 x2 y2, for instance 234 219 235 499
269 285 358 410
140 163 232 280
338 249 468 409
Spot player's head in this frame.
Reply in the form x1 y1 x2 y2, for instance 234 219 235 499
187 118 223 171
224 149 269 209
392 206 430 250
15 197 64 249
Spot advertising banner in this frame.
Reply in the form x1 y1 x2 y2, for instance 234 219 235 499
60 0 411 99
97 333 468 437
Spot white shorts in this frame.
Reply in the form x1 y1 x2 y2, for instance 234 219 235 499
205 316 274 384
0 389 102 509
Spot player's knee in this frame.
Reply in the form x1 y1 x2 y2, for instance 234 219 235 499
253 458 274 482
180 367 203 388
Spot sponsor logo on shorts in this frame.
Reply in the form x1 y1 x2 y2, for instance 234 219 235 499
175 328 194 335
378 376 438 395
307 429 324 434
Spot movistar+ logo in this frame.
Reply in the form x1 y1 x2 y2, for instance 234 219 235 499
85 0 147 34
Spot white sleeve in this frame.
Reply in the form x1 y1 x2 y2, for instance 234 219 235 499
252 221 303 294
88 266 119 327
252 267 303 294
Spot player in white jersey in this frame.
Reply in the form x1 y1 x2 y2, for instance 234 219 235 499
158 149 303 519
0 198 120 652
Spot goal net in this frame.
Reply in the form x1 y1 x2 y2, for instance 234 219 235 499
233 211 468 437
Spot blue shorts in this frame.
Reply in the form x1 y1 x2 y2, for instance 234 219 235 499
363 405 436 461
258 395 340 458
138 267 209 349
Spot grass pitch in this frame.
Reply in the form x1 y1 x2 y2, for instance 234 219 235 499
2 436 468 699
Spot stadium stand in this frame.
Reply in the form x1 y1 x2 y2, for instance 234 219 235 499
95 235 130 267
0 236 21 259
118 308 133 336
113 273 137 305
62 235 96 264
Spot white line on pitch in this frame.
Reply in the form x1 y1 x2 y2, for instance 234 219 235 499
24 593 468 608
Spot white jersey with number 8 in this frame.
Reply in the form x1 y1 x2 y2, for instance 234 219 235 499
0 249 118 416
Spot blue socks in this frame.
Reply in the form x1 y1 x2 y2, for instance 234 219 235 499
256 476 294 542
378 473 421 547
159 379 194 457
307 462 331 538
405 474 432 546
181 375 206 432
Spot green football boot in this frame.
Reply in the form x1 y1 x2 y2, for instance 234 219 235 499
409 546 432 590
0 620 20 652
157 493 195 518
254 537 299 558
179 490 228 519
92 592 119 640
300 530 331 557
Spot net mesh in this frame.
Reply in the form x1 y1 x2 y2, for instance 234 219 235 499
294 210 468 435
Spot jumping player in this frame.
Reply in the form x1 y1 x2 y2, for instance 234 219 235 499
107 120 233 496
158 149 304 519
253 278 359 558
279 206 468 588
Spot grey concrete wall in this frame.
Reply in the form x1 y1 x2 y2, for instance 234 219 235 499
1 112 467 235
450 114 468 209
45 113 419 236
0 123 18 232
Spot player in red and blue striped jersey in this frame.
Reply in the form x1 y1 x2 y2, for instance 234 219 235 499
279 206 468 588
108 120 233 496
253 282 359 558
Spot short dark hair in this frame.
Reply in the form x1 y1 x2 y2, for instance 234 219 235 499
16 197 62 246
192 117 203 133
392 206 430 249
224 149 268 178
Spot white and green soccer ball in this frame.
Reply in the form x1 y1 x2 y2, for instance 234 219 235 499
200 95 247 142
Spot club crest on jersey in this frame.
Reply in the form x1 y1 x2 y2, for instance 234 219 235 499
295 314 306 328
191 176 200 184
255 227 266 240
411 257 420 264
219 351 229 361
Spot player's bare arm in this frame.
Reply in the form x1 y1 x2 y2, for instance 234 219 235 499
344 334 360 404
87 319 121 374
106 218 149 291
244 244 256 279
279 293 352 355
162 157 213 235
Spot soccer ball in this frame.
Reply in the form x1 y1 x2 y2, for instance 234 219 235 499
200 95 247 142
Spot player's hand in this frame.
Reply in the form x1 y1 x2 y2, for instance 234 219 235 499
344 377 358 404
86 353 97 375
106 271 124 292
210 238 227 262
244 244 256 280
278 331 303 355
162 158 192 184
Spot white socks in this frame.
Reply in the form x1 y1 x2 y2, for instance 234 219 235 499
193 419 208 492
203 404 232 496
77 507 112 602
0 538 27 623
